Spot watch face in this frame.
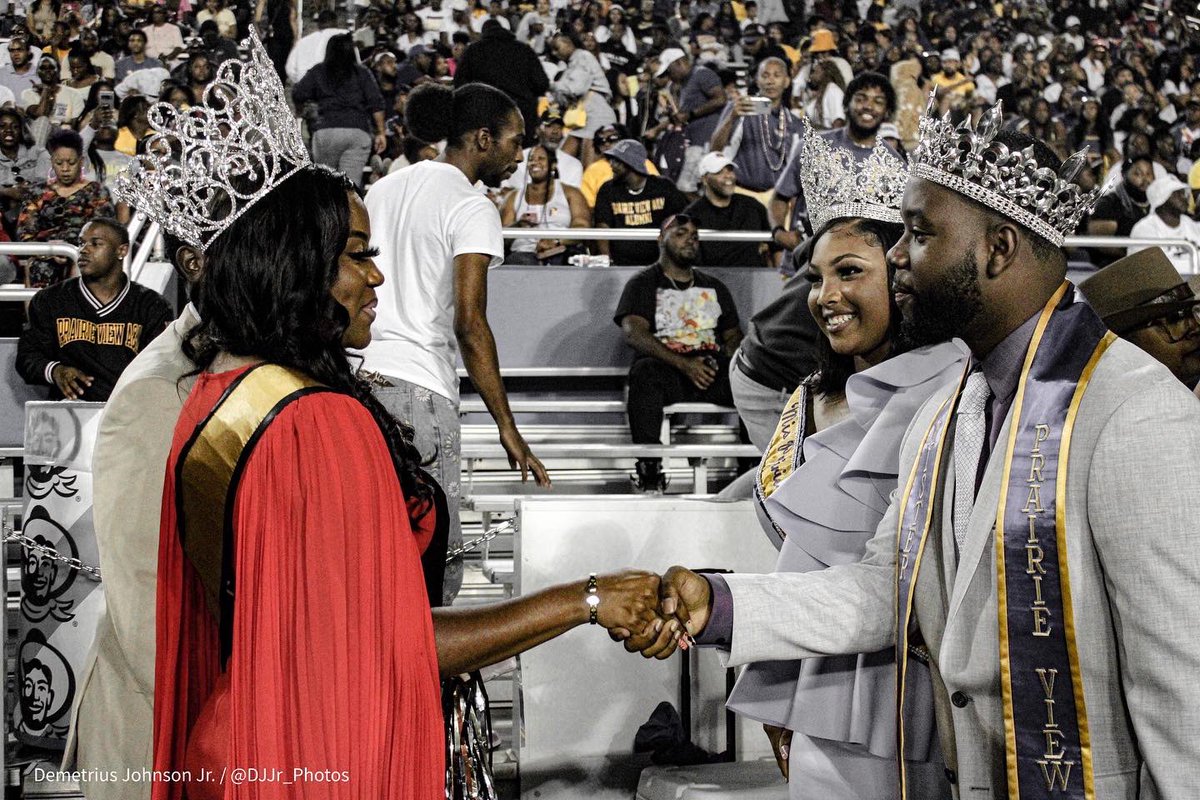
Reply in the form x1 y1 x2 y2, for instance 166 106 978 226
585 595 601 607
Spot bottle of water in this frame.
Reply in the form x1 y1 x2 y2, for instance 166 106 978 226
568 254 612 268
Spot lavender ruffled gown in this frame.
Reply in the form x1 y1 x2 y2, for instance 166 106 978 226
727 341 968 798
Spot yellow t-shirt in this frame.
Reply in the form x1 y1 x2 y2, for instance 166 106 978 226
114 126 139 157
932 71 976 95
579 158 660 207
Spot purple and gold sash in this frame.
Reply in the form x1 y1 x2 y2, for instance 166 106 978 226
895 283 1115 798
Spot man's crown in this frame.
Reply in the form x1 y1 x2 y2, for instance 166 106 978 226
112 29 312 249
911 96 1100 248
799 120 908 235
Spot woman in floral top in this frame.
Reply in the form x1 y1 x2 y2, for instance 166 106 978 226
18 128 115 288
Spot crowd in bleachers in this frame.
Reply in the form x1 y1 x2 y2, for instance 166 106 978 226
0 0 1194 285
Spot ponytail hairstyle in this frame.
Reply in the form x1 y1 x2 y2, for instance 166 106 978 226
404 82 519 150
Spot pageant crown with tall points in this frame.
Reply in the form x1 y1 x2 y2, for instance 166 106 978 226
799 120 908 235
112 28 311 249
911 95 1100 248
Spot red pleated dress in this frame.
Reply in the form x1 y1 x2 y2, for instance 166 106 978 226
152 365 444 799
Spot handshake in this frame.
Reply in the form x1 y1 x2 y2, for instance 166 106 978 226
589 567 716 659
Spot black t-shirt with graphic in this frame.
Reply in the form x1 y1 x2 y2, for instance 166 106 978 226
593 175 689 266
613 264 740 361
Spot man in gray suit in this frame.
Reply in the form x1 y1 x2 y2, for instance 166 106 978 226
642 111 1200 797
62 237 203 799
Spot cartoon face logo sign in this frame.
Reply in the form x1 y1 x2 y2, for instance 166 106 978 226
23 407 81 467
15 629 75 743
19 506 78 623
26 410 62 460
25 466 79 501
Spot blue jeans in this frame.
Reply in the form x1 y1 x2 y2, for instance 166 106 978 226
373 379 463 604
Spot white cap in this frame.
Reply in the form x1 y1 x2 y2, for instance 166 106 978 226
878 122 900 140
699 151 734 175
654 47 687 78
1065 15 1081 27
940 48 961 62
1148 175 1189 211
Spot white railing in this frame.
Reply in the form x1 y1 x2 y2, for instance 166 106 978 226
501 229 1200 275
0 219 166 302
0 243 79 301
1063 235 1200 275
0 232 1193 304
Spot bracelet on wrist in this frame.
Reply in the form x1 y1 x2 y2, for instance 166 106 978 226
585 573 600 624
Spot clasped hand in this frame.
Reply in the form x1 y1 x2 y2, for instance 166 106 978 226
598 566 713 660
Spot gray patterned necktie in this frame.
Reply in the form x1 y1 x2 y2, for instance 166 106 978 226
953 371 991 553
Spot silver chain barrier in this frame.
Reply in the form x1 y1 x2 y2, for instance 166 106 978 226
2 522 102 581
446 519 515 564
3 514 514 577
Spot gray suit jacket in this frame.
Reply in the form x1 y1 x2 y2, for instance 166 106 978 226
62 305 199 799
721 338 1200 799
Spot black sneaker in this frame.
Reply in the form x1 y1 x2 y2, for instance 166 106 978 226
632 459 668 493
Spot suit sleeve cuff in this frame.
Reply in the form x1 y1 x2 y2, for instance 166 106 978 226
694 573 733 648
43 361 59 384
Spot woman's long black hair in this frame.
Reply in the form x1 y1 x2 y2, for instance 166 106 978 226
183 163 434 516
807 217 906 398
323 33 359 85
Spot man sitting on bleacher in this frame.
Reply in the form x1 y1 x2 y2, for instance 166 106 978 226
614 213 743 492
15 218 171 402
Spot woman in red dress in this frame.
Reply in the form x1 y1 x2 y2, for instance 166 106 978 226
153 164 670 799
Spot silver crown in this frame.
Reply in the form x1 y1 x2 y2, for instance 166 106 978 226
112 29 311 249
799 120 908 235
911 96 1099 248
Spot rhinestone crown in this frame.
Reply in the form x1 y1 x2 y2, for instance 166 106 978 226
799 120 908 235
112 29 311 249
911 96 1100 248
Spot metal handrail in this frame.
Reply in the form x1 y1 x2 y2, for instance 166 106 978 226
1063 235 1200 275
501 229 1200 274
0 233 1193 304
0 243 81 301
501 227 772 242
128 218 163 285
0 242 79 261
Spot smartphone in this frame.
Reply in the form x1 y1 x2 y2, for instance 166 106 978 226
98 89 114 109
745 96 771 115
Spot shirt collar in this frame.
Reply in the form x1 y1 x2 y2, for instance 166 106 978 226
977 309 1041 404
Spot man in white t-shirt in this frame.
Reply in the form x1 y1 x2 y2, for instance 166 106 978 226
502 108 583 190
22 55 85 128
1129 175 1200 276
361 83 549 603
285 10 346 84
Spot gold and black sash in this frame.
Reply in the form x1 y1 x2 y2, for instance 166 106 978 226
754 380 810 547
175 364 330 667
895 283 1114 798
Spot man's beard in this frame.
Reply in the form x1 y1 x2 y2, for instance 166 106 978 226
900 251 984 347
848 113 882 141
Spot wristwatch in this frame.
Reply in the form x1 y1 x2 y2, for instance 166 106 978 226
585 573 600 624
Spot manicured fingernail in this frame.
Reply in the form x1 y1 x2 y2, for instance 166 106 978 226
779 746 789 760
654 618 664 633
668 619 679 633
662 598 676 614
